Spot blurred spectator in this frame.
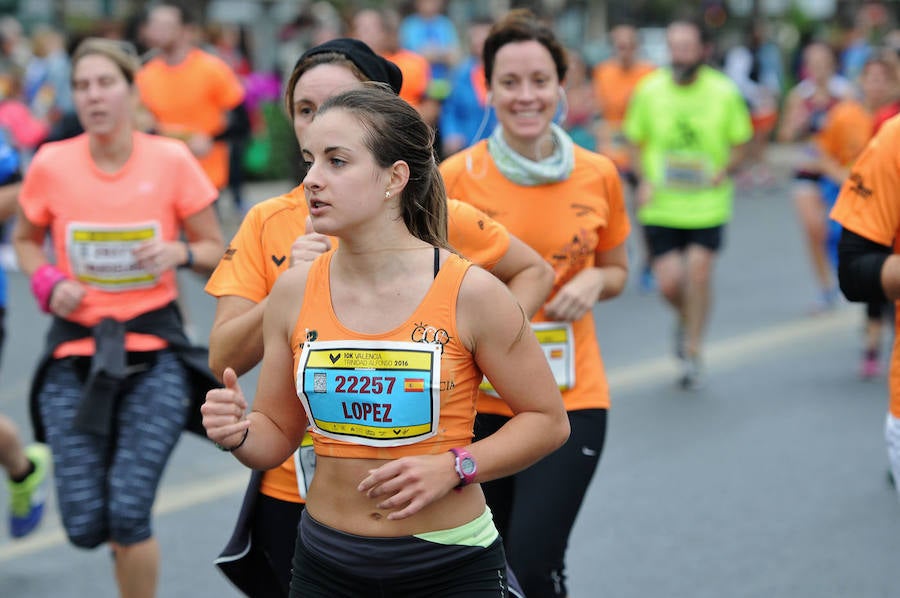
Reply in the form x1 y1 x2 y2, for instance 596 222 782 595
137 1 245 196
353 8 432 111
399 0 460 97
839 8 874 82
723 21 783 188
123 6 152 57
873 42 900 131
24 26 74 139
562 48 597 150
439 15 494 157
207 23 254 212
208 23 251 77
0 62 50 157
0 16 30 70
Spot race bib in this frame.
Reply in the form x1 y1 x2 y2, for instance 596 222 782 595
480 322 576 396
293 433 316 500
66 221 161 291
663 153 710 190
297 340 442 447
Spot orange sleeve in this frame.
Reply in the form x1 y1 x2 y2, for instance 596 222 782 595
830 120 900 246
205 205 270 302
595 157 631 252
446 199 510 270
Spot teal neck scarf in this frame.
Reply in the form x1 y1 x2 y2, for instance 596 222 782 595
487 122 575 186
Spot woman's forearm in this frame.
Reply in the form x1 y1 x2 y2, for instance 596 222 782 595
229 410 300 471
466 410 569 484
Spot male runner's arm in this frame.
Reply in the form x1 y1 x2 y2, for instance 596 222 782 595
209 295 268 380
711 141 750 185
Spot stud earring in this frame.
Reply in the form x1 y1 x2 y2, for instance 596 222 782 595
385 190 391 199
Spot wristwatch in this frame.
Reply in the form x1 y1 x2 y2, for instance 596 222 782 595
449 447 477 488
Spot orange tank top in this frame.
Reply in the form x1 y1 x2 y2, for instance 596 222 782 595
291 250 481 460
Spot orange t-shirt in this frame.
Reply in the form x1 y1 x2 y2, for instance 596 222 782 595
593 60 656 124
292 251 480 460
830 114 900 418
205 186 510 503
440 140 631 415
592 60 655 170
384 49 431 108
816 100 874 167
137 48 245 189
18 132 217 356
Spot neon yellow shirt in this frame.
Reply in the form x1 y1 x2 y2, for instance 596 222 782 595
624 66 752 228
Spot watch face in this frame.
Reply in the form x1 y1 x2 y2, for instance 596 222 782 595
460 457 476 476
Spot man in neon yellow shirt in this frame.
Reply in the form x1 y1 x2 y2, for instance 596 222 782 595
624 20 752 389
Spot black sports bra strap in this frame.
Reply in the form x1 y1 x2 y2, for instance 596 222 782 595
433 247 440 279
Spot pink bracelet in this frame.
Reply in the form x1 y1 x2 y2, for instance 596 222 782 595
30 264 68 313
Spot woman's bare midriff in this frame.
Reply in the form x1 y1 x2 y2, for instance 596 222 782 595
304 455 487 537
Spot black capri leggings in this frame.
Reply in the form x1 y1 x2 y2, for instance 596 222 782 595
474 408 608 598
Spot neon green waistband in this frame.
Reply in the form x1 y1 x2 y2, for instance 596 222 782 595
414 506 498 548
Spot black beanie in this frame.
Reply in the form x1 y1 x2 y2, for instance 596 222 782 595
294 38 403 95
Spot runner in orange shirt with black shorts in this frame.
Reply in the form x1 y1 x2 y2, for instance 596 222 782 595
832 112 900 501
441 11 630 597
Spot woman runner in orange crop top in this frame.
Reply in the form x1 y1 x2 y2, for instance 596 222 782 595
202 85 568 597
204 37 554 597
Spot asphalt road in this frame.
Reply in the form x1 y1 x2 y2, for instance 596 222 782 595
1 159 898 597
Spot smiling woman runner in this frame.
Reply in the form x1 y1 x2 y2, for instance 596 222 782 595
12 38 223 598
202 84 569 597
439 10 631 597
204 37 552 598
